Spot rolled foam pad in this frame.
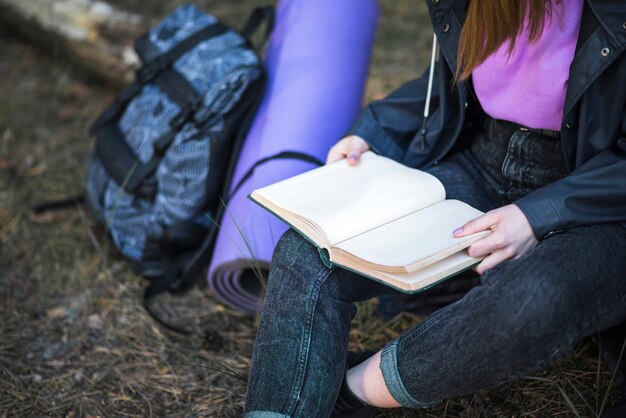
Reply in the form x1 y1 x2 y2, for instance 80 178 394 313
207 0 379 314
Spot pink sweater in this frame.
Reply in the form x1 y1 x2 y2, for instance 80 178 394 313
472 0 584 131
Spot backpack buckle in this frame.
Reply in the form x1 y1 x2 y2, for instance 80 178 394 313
169 97 203 130
136 56 169 84
169 109 190 130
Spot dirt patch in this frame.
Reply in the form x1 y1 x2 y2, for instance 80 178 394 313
0 1 620 417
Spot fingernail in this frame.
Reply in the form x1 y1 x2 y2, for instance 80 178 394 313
348 153 358 162
453 227 463 235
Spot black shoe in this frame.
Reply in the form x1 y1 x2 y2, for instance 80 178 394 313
331 350 378 418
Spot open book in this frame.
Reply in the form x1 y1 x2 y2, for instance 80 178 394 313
248 151 490 293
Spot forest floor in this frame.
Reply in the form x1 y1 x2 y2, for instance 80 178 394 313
0 0 620 416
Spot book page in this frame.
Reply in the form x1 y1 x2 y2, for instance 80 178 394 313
251 152 446 245
333 200 489 272
376 250 481 292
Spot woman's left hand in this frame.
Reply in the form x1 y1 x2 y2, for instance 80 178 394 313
453 204 538 275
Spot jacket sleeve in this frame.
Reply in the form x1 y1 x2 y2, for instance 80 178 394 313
514 104 626 239
344 67 436 162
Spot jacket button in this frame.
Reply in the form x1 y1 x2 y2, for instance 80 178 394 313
623 21 626 30
433 0 439 4
565 122 572 129
442 23 450 33
601 47 610 56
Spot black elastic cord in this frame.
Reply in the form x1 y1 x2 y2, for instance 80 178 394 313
229 151 324 199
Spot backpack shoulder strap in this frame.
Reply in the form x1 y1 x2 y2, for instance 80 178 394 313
241 6 275 47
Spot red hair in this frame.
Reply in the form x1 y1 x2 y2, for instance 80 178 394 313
456 0 557 81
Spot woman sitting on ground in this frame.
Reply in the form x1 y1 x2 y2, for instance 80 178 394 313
244 0 626 416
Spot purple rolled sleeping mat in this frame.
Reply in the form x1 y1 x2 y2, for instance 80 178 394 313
207 0 379 314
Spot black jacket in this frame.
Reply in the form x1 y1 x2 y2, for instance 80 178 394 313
346 0 626 240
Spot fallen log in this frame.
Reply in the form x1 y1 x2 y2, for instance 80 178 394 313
0 0 152 86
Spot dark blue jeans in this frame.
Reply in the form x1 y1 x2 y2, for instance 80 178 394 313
244 118 626 417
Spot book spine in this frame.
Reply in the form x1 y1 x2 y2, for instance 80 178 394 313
317 247 334 269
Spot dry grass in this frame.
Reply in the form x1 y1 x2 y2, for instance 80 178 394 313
0 0 621 417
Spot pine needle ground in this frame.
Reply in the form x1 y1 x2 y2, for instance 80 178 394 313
0 1 620 416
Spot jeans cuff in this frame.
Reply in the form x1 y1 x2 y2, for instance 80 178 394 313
244 412 292 418
379 340 441 408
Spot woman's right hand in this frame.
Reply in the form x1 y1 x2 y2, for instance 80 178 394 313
325 135 371 166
